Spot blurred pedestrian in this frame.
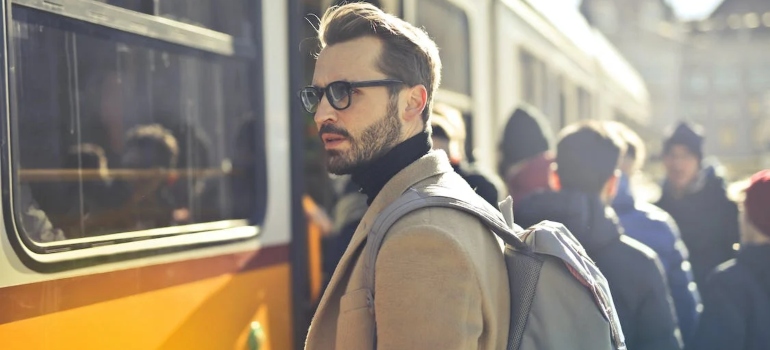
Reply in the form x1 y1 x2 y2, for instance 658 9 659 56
688 170 770 350
657 121 740 287
431 102 504 207
516 121 683 350
498 104 555 206
608 121 701 345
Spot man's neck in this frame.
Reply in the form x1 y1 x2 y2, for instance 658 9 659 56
350 131 432 205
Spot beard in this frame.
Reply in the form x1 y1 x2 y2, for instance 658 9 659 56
322 99 401 175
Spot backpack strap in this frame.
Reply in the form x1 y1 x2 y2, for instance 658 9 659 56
363 185 530 293
361 184 535 350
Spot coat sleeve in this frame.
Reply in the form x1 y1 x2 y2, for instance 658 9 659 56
686 274 745 350
659 218 701 344
635 257 684 350
373 224 483 350
720 199 740 260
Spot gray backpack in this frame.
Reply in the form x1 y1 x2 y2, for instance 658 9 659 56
363 184 626 350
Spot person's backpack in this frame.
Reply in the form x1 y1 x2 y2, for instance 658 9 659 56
362 184 626 350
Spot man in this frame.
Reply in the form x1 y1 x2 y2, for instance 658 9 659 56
300 4 509 349
656 121 740 288
498 104 555 205
430 102 504 207
689 170 770 350
515 121 682 350
608 121 701 345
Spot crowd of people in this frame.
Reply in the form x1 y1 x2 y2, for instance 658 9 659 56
304 3 769 350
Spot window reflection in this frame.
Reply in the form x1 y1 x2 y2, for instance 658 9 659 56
12 7 262 241
416 0 471 96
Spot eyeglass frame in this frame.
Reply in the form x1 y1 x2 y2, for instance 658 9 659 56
298 79 405 113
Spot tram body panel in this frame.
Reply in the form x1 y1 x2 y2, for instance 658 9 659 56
0 0 293 349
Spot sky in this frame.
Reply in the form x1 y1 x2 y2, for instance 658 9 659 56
564 0 725 21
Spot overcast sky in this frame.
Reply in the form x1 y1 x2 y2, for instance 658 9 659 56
563 0 725 20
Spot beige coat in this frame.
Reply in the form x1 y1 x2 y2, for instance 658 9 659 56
305 152 510 350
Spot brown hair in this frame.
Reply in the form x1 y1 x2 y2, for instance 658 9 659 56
556 121 626 194
318 3 442 124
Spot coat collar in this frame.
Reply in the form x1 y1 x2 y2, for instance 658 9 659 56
313 151 454 313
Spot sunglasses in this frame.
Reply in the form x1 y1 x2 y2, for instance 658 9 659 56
298 79 404 113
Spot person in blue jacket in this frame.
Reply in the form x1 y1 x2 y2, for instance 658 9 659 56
608 121 701 345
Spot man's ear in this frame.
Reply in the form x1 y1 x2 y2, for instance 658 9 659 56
549 165 561 191
403 84 428 122
602 170 621 201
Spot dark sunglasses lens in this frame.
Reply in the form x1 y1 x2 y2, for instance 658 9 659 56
300 88 320 113
327 82 351 109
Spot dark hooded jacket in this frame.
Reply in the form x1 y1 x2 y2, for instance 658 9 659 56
613 175 701 344
453 161 503 208
516 190 682 350
656 165 740 287
688 244 770 350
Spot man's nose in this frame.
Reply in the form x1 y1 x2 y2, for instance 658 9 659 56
313 96 338 126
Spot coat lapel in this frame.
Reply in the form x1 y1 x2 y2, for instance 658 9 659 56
311 151 454 321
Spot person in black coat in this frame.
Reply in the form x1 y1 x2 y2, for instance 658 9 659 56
515 121 682 350
656 121 740 288
430 103 504 207
689 170 770 350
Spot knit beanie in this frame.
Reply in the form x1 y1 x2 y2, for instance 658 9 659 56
498 104 554 175
745 169 770 238
663 121 704 160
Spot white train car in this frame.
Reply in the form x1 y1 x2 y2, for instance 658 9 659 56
402 0 650 170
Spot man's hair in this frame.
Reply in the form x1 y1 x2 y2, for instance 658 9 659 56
605 121 646 172
556 121 626 194
125 124 179 168
318 3 442 125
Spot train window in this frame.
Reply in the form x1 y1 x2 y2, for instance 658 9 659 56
157 1 256 39
416 0 471 96
92 0 153 13
520 51 537 105
577 88 592 120
520 50 546 111
9 5 264 246
91 0 256 39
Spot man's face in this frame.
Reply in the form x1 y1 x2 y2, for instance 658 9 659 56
663 144 700 191
312 37 403 175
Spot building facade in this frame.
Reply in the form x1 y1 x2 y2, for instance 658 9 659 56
679 0 770 174
580 0 685 157
582 0 770 177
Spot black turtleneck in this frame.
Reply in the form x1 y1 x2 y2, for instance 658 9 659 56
351 131 432 205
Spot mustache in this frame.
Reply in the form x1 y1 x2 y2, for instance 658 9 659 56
318 124 351 139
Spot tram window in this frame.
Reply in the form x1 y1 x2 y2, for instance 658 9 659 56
520 50 546 111
11 7 264 243
91 0 255 39
577 88 592 120
416 0 471 96
156 0 256 39
520 51 536 105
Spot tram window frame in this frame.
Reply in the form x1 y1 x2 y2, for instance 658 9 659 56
415 0 472 97
1 0 267 270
